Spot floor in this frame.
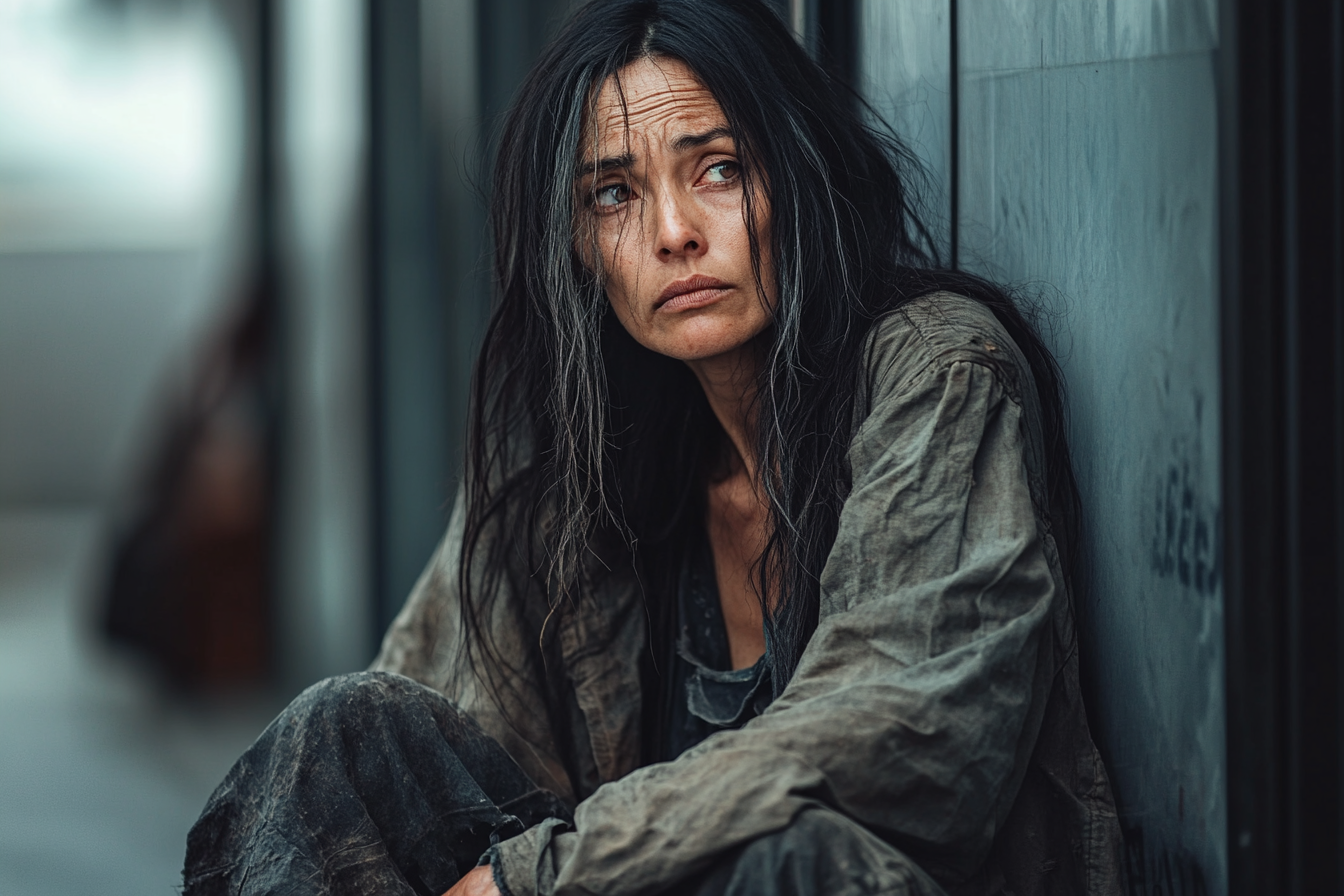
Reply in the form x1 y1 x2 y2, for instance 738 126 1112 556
0 508 282 896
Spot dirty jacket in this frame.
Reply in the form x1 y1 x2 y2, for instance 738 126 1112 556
371 292 1126 896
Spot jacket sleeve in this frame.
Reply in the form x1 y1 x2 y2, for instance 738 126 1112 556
491 348 1061 896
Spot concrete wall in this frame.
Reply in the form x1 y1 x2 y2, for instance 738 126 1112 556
859 2 1226 892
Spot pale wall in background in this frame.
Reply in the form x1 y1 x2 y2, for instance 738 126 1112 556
0 3 244 507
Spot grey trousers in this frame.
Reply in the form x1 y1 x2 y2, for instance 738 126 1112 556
183 671 943 896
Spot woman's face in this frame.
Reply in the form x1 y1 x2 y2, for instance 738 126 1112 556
577 56 776 363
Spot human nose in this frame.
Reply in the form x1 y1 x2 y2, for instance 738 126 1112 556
653 190 705 259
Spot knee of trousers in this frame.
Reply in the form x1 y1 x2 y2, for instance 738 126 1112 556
294 669 400 708
285 670 457 733
726 808 946 896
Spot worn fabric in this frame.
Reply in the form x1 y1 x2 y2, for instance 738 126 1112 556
182 671 943 896
371 292 1126 896
182 672 571 896
681 807 946 896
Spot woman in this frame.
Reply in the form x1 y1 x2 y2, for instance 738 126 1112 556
184 1 1125 894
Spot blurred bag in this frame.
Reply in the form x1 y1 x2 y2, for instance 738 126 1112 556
102 287 278 687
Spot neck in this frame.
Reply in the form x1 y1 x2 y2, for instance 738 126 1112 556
685 341 763 482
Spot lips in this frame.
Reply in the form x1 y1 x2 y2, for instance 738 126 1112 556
656 274 733 311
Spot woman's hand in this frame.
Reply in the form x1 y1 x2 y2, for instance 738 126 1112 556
441 865 501 896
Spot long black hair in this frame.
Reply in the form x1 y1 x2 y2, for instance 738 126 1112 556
460 0 1080 748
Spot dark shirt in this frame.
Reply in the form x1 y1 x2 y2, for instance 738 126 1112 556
663 525 773 760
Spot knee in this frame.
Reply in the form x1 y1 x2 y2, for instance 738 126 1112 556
287 671 416 725
724 809 938 896
299 670 393 703
288 671 469 734
736 807 858 863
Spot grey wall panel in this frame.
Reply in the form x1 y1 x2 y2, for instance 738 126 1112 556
961 0 1216 71
959 35 1225 896
857 0 951 259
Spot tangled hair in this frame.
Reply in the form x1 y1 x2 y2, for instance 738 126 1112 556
460 0 1081 761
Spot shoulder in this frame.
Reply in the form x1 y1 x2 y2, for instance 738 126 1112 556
861 291 1029 409
849 291 1053 524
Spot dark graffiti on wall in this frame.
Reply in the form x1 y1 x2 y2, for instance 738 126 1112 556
1150 459 1221 597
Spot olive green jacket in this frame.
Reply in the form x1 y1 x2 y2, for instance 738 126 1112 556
371 293 1125 896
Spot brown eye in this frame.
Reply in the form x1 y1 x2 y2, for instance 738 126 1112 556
595 183 631 207
702 161 739 184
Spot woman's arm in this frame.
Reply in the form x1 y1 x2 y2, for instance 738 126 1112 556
492 328 1061 896
443 865 501 896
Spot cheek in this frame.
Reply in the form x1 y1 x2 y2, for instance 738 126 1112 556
605 290 639 341
601 256 648 344
577 220 647 344
600 225 653 311
593 213 628 274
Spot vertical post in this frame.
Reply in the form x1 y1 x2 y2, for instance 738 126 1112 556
272 0 374 683
419 0 486 509
1221 0 1344 891
253 0 285 679
365 0 453 639
788 0 807 44
947 0 957 270
1282 0 1342 889
814 0 856 95
364 0 386 649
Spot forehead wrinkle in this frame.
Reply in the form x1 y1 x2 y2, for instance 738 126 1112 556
589 60 727 165
597 87 722 139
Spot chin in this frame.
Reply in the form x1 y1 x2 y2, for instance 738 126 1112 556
664 333 762 363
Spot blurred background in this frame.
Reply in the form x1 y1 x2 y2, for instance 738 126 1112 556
0 1 1337 894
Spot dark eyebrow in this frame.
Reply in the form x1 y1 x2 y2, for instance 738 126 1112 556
574 127 733 180
671 126 734 152
575 153 634 180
